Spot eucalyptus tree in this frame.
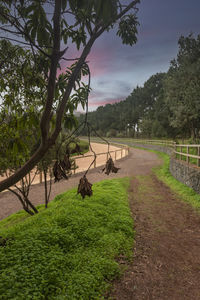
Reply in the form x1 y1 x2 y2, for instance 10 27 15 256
0 0 140 192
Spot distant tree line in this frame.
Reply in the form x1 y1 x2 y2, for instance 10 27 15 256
79 34 200 141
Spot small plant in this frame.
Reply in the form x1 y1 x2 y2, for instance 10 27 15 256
0 178 133 299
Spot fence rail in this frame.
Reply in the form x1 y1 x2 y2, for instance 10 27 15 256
131 139 200 168
72 145 129 174
131 139 175 147
38 145 129 183
174 144 200 167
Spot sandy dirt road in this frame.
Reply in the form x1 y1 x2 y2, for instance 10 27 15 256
0 144 161 220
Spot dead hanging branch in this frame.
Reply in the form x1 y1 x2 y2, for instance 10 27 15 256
53 141 72 183
54 58 120 198
76 123 94 199
102 157 120 175
85 123 97 176
89 122 111 158
53 136 86 183
88 123 120 175
77 175 93 199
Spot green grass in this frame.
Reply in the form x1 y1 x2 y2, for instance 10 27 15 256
69 139 89 156
129 145 200 210
175 146 198 165
152 151 200 210
0 177 133 300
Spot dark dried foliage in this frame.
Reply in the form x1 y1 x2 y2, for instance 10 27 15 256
77 175 93 199
102 158 120 175
53 159 70 182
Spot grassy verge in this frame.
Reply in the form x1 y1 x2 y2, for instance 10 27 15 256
153 151 200 210
0 177 133 300
130 145 200 210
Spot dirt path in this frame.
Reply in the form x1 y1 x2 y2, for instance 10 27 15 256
109 174 200 300
0 147 161 220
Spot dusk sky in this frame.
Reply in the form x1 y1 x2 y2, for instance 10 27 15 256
63 0 200 112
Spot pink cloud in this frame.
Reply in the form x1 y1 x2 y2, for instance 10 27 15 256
89 98 123 107
87 47 112 77
57 39 115 80
57 48 111 78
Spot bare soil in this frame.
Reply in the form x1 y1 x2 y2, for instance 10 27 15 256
109 175 200 300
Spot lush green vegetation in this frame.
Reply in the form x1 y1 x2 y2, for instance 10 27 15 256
175 145 199 165
0 178 133 300
154 152 200 210
69 139 89 156
129 145 200 210
79 34 200 141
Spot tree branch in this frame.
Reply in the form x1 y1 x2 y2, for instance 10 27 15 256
40 0 62 143
0 0 139 193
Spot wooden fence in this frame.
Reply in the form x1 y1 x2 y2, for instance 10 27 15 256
132 139 200 168
72 145 129 174
174 144 200 167
131 139 175 147
38 145 129 183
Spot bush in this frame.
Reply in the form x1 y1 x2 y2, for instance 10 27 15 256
116 132 125 138
106 129 117 138
0 178 133 299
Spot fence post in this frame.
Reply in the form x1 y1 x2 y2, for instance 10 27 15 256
186 146 189 163
174 143 177 159
198 146 200 167
74 158 76 174
180 146 182 161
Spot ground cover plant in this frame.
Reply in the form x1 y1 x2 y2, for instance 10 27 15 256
0 178 133 299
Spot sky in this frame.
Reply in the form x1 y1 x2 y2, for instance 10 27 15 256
64 0 200 112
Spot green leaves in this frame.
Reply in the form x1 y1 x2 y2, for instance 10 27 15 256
117 14 139 46
23 2 52 48
164 34 200 138
0 0 141 192
94 0 118 23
